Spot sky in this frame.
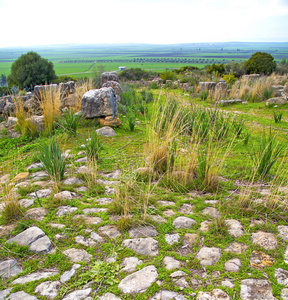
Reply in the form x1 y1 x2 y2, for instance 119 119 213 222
0 0 288 48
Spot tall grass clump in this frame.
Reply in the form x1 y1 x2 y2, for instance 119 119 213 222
125 109 136 132
83 131 103 161
273 111 283 123
1 184 24 224
38 138 67 184
249 130 285 179
13 94 37 137
39 85 61 135
73 78 95 111
59 109 81 136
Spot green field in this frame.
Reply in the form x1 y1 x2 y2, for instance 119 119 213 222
1 42 288 77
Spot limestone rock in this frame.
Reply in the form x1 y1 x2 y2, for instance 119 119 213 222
199 82 216 91
151 290 186 300
34 281 61 299
282 288 288 300
225 219 244 238
275 268 288 286
225 258 241 272
94 197 113 205
29 235 52 254
63 248 92 262
199 220 212 232
224 242 248 254
197 289 230 300
99 293 121 300
158 200 175 206
250 251 274 270
266 97 287 106
8 226 45 246
100 116 121 127
163 209 176 217
62 288 91 300
101 71 119 85
121 257 143 273
98 225 121 239
183 233 198 246
102 81 122 102
165 233 180 245
19 199 34 208
122 238 159 256
82 207 108 214
148 214 167 223
81 87 117 118
12 270 58 285
202 207 221 218
173 216 196 229
0 289 12 299
6 291 38 300
54 191 77 200
0 259 22 279
75 235 96 247
251 231 278 250
12 172 29 182
28 189 51 199
240 279 275 299
56 206 77 216
129 226 158 238
277 225 288 241
25 207 47 221
118 265 158 294
178 203 194 214
196 247 221 267
96 126 116 136
60 264 81 283
163 256 181 270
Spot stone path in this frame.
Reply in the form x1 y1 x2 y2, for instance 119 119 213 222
0 155 288 299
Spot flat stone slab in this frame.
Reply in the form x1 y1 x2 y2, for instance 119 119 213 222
94 197 113 205
96 179 120 185
28 189 51 199
26 162 43 170
251 231 278 250
8 226 45 246
196 247 221 267
250 250 274 270
75 235 96 247
173 216 196 229
151 290 186 300
278 225 288 241
29 235 52 254
76 215 103 225
0 289 12 299
163 256 181 270
18 199 34 208
118 265 158 294
54 191 77 200
62 177 84 185
197 289 230 300
275 268 288 286
202 207 221 218
199 220 212 232
96 126 116 137
34 280 61 299
98 225 121 239
63 248 91 262
12 270 58 284
82 207 108 214
178 203 194 214
165 233 180 245
25 207 47 221
147 215 167 223
99 293 121 300
183 233 198 246
158 200 175 206
129 226 158 238
60 264 81 283
224 242 249 254
100 169 122 179
62 288 92 300
225 258 241 272
56 206 77 216
122 238 159 256
240 279 276 299
6 291 38 300
121 257 143 273
225 219 244 238
0 259 22 279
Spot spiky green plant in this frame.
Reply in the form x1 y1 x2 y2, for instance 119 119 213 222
83 131 103 161
59 109 81 136
273 111 284 124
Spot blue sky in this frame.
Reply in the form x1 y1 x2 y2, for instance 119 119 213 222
0 0 287 47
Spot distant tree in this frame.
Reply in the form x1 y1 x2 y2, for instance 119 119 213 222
276 59 288 75
7 51 57 90
244 52 276 75
224 61 246 77
207 63 225 75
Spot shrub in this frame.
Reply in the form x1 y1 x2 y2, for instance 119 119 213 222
125 110 136 131
207 63 225 75
160 70 175 83
222 73 237 85
38 138 67 183
245 52 276 75
59 109 81 136
54 75 76 84
7 51 57 90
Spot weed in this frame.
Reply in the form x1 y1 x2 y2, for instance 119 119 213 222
82 131 103 161
273 111 283 123
125 109 136 131
200 90 209 100
59 108 81 136
233 117 245 138
37 138 67 184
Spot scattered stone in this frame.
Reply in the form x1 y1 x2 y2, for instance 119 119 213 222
199 221 212 232
74 157 87 163
147 215 167 223
12 270 58 284
0 289 12 299
28 189 51 199
100 169 122 179
98 225 121 239
101 71 119 85
26 162 43 170
79 215 103 225
122 238 159 256
18 199 34 208
224 242 249 254
225 258 241 272
54 191 77 200
29 235 52 254
129 226 158 238
251 231 278 250
204 200 219 205
56 206 77 216
170 271 187 278
76 165 92 174
0 259 22 279
250 251 275 270
165 233 180 245
12 172 29 182
173 216 196 229
221 279 234 288
282 289 288 300
82 207 108 214
31 180 53 188
98 293 121 300
8 226 45 246
49 223 65 229
225 219 244 238
6 291 38 300
197 289 230 300
183 233 198 246
158 200 175 206
63 248 92 262
76 186 87 192
275 268 288 286
62 288 91 300
96 179 120 185
0 224 17 237
196 247 221 266
60 264 81 283
90 231 104 243
31 171 49 180
25 207 47 221
15 181 30 188
0 174 10 184
105 186 116 194
277 225 288 241
173 277 189 289
94 197 113 205
34 281 61 299
96 126 116 137
178 203 194 214
118 265 158 294
284 246 288 264
99 116 122 127
151 290 186 300
202 207 221 218
75 235 96 247
240 279 275 299
266 97 287 106
163 209 176 217
121 257 143 273
163 256 181 270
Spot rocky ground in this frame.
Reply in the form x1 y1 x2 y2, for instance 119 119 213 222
0 135 288 300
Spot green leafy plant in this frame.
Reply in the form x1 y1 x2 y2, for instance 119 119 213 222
38 138 67 183
59 109 81 136
125 109 136 131
273 111 284 123
232 117 245 138
83 131 103 161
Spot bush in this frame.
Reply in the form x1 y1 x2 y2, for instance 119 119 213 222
160 70 175 83
207 63 225 75
59 109 81 136
7 51 57 90
222 73 237 85
245 52 276 75
119 68 154 81
54 75 76 84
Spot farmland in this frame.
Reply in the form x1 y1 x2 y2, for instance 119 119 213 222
0 42 288 77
